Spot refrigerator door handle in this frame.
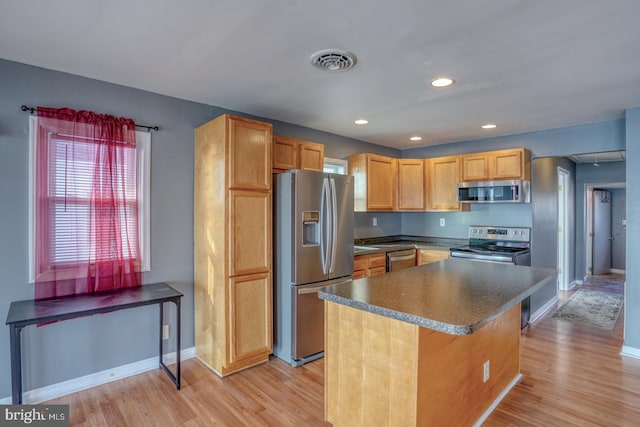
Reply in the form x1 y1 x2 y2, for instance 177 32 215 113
321 177 331 274
329 177 338 274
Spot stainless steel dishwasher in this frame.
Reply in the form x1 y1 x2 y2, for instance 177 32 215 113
386 248 416 272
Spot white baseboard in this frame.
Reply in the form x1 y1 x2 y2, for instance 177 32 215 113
473 374 523 427
529 295 559 324
620 345 640 360
0 347 195 404
576 279 584 285
610 269 626 274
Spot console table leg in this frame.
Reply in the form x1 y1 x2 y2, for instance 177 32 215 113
159 301 164 366
10 325 23 404
176 297 181 389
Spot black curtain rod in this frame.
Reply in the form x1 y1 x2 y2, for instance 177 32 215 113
20 105 159 131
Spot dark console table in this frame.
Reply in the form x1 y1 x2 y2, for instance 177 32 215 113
5 282 183 404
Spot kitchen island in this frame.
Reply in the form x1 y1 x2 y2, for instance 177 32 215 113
318 259 556 427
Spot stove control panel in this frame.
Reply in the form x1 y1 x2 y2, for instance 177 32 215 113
468 226 530 242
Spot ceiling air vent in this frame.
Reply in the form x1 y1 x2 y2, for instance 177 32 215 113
310 49 357 71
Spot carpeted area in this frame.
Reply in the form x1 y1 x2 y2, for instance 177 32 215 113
552 288 623 330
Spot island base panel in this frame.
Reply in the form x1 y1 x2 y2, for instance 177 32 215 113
325 302 521 426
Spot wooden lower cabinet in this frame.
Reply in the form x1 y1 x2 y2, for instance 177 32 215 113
354 253 386 278
228 273 272 366
325 302 521 426
417 249 450 265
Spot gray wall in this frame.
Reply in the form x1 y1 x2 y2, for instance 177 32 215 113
575 161 626 278
611 189 626 271
530 157 576 312
0 59 210 398
0 58 395 399
624 107 640 350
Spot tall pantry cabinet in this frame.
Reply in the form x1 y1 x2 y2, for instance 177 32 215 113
194 114 273 376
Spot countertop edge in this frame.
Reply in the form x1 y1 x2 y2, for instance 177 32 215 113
318 290 473 335
318 271 556 336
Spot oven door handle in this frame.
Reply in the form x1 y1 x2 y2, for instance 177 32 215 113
450 252 512 263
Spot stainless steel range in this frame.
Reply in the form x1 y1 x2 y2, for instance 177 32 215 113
450 226 531 327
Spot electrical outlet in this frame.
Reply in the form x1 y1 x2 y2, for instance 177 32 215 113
439 218 445 227
372 217 378 227
483 360 490 383
163 324 170 340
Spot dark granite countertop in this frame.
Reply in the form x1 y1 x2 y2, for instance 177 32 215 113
354 236 467 255
318 259 556 335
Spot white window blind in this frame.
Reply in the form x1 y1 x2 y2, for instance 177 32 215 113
48 135 139 265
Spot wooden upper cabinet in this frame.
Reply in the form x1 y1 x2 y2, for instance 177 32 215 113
461 148 530 182
493 149 530 180
298 141 324 171
272 135 324 173
349 153 396 211
426 156 468 212
397 159 426 211
272 136 297 170
229 116 272 190
461 154 490 181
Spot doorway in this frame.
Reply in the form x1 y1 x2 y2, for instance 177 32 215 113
557 167 570 290
592 190 612 274
585 183 626 278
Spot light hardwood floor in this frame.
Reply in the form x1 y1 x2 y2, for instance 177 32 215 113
47 275 640 426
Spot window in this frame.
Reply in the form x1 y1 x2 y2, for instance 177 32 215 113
323 157 348 175
28 116 151 282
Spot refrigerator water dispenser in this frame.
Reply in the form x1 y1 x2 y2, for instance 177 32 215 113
302 211 320 246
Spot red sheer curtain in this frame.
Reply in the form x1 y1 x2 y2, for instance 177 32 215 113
35 107 141 299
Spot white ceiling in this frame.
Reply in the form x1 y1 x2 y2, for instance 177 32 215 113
1 1 640 149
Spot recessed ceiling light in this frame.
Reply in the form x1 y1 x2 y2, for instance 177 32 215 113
354 119 369 125
482 124 497 129
410 136 422 141
430 77 455 88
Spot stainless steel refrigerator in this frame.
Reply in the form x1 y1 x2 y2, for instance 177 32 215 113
273 169 354 366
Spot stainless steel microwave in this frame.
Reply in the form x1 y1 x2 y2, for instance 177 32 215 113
457 180 530 203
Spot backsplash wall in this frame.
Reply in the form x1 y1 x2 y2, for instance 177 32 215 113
355 204 533 240
401 204 533 239
354 212 401 238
